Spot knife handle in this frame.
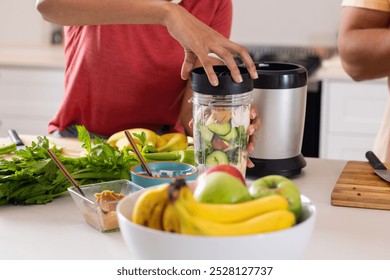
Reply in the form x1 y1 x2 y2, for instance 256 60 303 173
365 151 387 170
8 129 24 146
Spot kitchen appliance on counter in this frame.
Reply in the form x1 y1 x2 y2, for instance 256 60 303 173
246 62 308 178
237 45 336 159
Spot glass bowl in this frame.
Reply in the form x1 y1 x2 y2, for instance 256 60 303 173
68 179 143 232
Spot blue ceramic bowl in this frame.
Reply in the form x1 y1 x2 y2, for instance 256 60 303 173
130 161 198 188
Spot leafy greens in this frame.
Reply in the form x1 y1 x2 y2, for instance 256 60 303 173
0 125 138 206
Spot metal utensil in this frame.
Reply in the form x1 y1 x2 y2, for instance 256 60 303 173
47 148 94 203
365 151 390 183
8 129 26 150
124 130 154 177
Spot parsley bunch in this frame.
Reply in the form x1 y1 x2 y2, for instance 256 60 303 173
0 126 138 206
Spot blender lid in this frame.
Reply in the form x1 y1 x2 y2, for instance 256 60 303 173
252 62 308 89
191 65 253 95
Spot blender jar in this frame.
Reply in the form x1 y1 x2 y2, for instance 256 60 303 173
190 65 253 176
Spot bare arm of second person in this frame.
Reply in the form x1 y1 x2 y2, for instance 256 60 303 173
338 6 390 82
35 0 257 85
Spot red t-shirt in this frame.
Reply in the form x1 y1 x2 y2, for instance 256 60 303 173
49 0 233 136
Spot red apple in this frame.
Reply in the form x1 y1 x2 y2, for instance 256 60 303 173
200 164 246 185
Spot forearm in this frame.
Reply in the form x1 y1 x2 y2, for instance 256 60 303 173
338 28 390 81
36 0 258 90
338 7 390 81
35 0 174 26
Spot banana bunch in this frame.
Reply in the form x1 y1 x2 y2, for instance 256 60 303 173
107 128 188 152
131 179 296 237
169 179 296 236
131 183 180 233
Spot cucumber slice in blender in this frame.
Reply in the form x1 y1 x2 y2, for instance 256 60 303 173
199 125 214 142
206 121 231 136
205 150 229 165
205 113 232 136
220 127 238 141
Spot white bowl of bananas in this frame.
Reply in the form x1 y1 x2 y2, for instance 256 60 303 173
117 166 316 260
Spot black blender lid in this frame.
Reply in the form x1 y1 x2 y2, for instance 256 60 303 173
252 62 308 89
191 65 253 95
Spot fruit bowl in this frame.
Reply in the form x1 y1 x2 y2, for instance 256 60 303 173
117 184 316 260
130 161 198 188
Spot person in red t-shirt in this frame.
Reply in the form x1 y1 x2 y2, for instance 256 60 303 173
35 0 260 167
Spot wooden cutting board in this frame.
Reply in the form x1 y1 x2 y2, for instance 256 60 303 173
331 160 390 210
0 135 85 159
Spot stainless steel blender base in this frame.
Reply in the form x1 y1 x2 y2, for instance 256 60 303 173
246 154 306 179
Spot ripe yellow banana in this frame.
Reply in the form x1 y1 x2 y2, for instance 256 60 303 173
167 180 296 236
156 135 167 148
157 133 188 152
178 186 289 223
174 201 295 236
107 128 158 149
162 203 181 233
107 129 188 153
131 183 169 230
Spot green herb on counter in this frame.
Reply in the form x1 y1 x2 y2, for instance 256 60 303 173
0 126 138 206
0 126 195 206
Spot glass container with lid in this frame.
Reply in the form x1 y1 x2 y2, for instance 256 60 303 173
190 65 253 176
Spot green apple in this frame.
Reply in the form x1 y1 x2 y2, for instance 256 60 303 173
248 175 302 218
193 171 251 204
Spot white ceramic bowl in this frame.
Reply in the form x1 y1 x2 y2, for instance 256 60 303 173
117 186 316 260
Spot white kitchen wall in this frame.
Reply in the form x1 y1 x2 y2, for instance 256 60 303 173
0 0 342 47
231 0 343 47
0 1 51 46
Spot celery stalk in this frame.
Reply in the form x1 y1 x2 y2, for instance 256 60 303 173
143 148 195 165
0 143 16 155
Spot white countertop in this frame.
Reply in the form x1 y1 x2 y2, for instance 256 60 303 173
0 45 65 69
1 157 390 260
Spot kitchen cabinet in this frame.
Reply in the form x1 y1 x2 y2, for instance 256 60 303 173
319 77 387 161
0 66 64 136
